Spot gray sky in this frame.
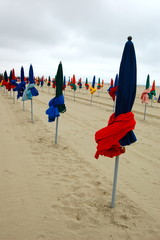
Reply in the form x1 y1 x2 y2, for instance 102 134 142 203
0 0 160 85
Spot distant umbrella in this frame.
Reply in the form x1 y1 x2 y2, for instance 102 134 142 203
47 76 51 86
77 78 82 89
107 78 114 93
40 76 44 90
90 75 96 104
70 74 77 101
1 71 8 92
21 66 24 82
22 64 39 122
146 74 150 89
62 76 66 93
97 78 101 96
4 71 8 81
109 74 119 102
47 76 51 93
13 66 26 103
94 36 137 207
85 78 89 91
149 80 156 106
141 74 151 120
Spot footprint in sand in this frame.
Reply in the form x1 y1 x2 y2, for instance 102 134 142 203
36 234 46 240
3 169 16 175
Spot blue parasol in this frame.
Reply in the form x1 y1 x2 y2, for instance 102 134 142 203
111 36 137 207
13 66 26 101
22 65 39 122
92 75 96 88
115 36 137 146
94 37 137 208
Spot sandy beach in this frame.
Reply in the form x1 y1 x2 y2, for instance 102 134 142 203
0 83 160 240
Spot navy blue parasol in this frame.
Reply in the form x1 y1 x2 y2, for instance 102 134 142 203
115 36 137 146
21 66 25 82
111 36 137 207
28 64 35 84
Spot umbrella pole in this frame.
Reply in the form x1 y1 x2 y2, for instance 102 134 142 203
55 117 59 144
143 103 147 120
111 155 119 208
13 91 15 104
31 98 33 123
74 91 75 101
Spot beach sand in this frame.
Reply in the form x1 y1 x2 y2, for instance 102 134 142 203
0 84 160 240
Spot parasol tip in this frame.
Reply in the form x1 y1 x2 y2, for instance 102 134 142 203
128 36 132 41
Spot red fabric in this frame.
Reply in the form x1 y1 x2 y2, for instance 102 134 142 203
150 80 155 92
94 112 136 159
109 86 118 101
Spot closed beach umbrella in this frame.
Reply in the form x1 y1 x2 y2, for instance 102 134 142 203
115 37 137 146
109 74 119 102
149 80 156 104
70 74 77 101
13 66 26 101
107 78 114 93
92 75 96 88
146 74 150 89
21 66 24 82
22 65 39 122
85 78 89 90
47 76 51 86
46 62 66 144
90 75 96 103
141 74 151 120
94 36 137 207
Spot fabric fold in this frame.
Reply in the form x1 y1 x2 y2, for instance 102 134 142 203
46 94 66 122
94 112 136 159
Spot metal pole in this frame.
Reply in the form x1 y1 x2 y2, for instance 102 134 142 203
55 117 59 144
74 91 75 101
23 101 25 111
143 103 147 120
13 91 15 104
31 98 33 123
111 155 119 208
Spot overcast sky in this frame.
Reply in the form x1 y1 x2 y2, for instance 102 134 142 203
0 0 160 85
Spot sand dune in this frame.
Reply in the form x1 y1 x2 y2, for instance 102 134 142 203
0 84 160 240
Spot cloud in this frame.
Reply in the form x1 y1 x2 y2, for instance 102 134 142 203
0 0 160 85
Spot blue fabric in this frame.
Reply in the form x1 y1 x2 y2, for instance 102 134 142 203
11 80 18 86
114 74 119 87
28 65 35 84
30 87 39 96
46 95 65 122
40 80 44 87
92 76 96 88
22 83 39 101
13 81 26 99
113 74 119 96
21 67 24 82
107 85 113 92
115 38 137 146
